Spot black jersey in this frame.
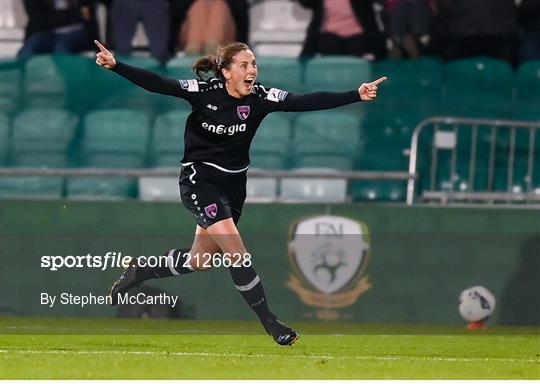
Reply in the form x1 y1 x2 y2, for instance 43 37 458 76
112 62 363 171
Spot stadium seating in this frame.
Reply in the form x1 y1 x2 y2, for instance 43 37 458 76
0 151 65 199
23 55 68 108
280 168 348 202
372 58 443 111
138 168 179 202
82 109 150 157
291 111 361 170
303 56 371 92
254 57 302 91
152 110 189 165
0 112 10 164
444 58 514 117
1 54 538 203
67 154 143 199
0 59 22 115
294 111 361 144
350 180 406 202
246 169 278 202
11 108 78 155
515 61 540 104
250 113 292 169
166 57 197 80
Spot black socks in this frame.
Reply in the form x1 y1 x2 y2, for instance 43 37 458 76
136 248 195 281
228 265 275 325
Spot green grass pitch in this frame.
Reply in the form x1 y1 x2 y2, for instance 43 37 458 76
1 317 538 379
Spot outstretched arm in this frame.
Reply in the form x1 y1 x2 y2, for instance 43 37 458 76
94 40 182 97
274 77 388 112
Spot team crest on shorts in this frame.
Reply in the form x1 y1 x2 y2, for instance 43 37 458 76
237 105 250 120
204 203 218 218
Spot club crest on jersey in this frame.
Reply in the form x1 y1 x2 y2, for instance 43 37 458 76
204 203 218 219
237 105 250 120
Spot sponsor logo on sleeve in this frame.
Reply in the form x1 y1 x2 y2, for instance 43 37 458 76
179 79 200 92
267 88 288 102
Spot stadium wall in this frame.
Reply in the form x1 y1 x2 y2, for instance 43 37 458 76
0 199 538 326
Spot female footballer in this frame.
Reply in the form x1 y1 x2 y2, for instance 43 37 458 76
96 40 386 345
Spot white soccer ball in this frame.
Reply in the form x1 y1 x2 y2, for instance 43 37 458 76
458 286 496 322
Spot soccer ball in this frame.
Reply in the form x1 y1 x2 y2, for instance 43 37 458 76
458 286 496 323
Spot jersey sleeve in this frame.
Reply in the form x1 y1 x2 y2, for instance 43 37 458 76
254 83 362 113
111 61 209 104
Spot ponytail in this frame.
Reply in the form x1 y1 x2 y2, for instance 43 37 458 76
192 55 219 80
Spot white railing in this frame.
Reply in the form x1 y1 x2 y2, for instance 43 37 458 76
406 117 540 205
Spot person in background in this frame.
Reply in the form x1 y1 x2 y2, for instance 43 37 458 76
387 0 435 58
518 0 540 62
170 0 249 56
435 0 518 65
297 0 386 60
110 0 170 63
18 0 96 58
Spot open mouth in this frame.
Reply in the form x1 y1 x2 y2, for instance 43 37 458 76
244 78 255 87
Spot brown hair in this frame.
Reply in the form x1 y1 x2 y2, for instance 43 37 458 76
192 42 251 80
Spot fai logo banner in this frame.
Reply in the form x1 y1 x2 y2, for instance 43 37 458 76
237 105 250 120
287 215 371 313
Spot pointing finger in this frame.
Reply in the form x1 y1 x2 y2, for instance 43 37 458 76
371 76 388 86
94 40 109 53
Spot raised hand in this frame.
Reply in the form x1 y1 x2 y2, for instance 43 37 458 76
94 40 116 69
359 76 388 101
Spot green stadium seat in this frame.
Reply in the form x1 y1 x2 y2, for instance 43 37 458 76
0 176 64 199
294 111 361 145
0 59 22 114
255 57 302 91
66 154 143 199
249 153 287 169
166 57 197 80
118 56 162 71
100 56 163 113
350 180 406 202
303 56 371 92
154 154 183 167
293 142 355 170
444 58 514 116
512 105 540 122
294 153 354 170
153 110 189 152
0 151 66 199
280 168 348 202
83 109 150 156
0 113 10 163
255 114 292 142
11 108 78 154
250 140 289 169
516 61 540 103
372 58 443 109
23 55 68 108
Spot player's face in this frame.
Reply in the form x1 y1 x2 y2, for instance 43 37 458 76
223 50 258 98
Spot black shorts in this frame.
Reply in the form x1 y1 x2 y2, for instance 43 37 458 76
179 162 247 229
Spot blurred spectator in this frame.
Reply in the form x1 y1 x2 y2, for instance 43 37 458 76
518 0 540 62
18 0 96 59
298 0 386 60
110 0 170 63
387 0 435 58
435 0 518 65
170 0 249 56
